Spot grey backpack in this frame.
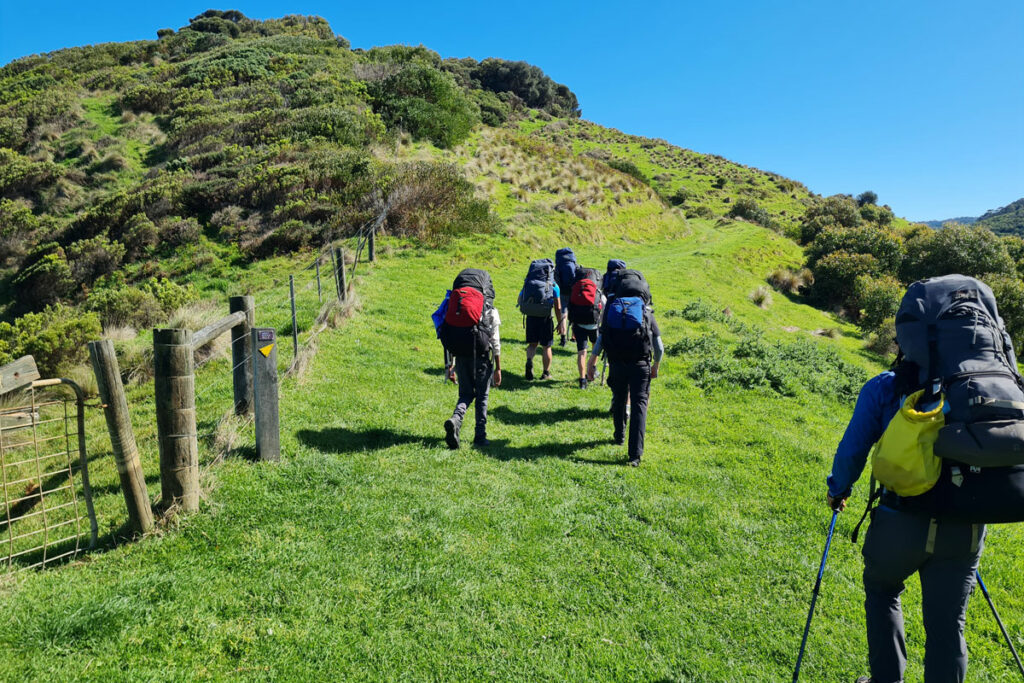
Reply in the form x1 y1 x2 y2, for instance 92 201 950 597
519 259 556 317
895 274 1024 468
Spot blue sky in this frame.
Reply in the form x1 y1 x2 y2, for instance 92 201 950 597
1 0 1021 220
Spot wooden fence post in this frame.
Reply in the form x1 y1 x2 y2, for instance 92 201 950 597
368 227 376 262
153 328 199 512
288 274 298 367
315 259 322 303
251 328 280 462
229 295 254 416
88 340 154 534
335 247 347 301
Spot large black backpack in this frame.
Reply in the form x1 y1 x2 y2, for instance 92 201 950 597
519 259 555 317
607 268 652 305
602 259 626 296
438 268 494 357
895 274 1024 523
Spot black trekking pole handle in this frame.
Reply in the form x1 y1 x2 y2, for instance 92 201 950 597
977 569 1024 678
793 510 839 682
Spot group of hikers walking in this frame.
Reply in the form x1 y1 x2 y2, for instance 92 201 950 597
432 248 663 465
434 259 1024 680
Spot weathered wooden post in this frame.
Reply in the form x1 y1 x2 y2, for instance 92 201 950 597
88 340 154 534
251 328 280 462
335 246 347 301
229 295 254 416
315 259 322 303
368 227 376 262
330 247 341 300
288 274 298 366
153 328 199 512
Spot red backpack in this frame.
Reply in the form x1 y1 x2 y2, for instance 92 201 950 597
445 287 484 327
568 268 602 325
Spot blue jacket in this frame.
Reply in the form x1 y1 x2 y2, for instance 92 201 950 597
826 371 901 499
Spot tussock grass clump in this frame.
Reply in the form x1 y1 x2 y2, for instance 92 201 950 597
767 267 809 295
749 285 773 309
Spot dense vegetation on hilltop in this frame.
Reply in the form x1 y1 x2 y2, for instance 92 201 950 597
975 197 1024 237
0 10 579 372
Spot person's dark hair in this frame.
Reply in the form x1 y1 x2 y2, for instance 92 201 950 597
891 348 923 396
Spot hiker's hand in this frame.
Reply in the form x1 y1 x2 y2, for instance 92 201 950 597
493 369 501 387
827 494 847 512
447 367 457 384
651 363 660 379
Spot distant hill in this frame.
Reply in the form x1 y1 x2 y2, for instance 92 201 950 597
975 198 1024 236
922 216 978 228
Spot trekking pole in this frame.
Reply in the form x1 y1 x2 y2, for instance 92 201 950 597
976 569 1024 678
793 510 839 682
600 355 607 385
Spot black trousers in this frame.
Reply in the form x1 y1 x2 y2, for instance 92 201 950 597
862 505 985 683
451 355 493 439
608 359 651 459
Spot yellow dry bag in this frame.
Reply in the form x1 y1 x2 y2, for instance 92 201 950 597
871 389 945 497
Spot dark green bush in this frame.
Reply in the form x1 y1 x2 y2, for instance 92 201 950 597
901 225 1016 282
12 243 74 312
66 235 127 285
368 64 480 148
606 159 647 183
806 224 904 273
667 187 692 205
854 275 902 331
811 251 880 307
799 195 862 244
856 191 878 206
727 197 777 230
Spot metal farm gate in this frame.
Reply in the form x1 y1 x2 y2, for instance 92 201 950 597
1 372 97 571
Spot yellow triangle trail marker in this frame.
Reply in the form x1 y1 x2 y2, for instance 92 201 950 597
259 343 274 358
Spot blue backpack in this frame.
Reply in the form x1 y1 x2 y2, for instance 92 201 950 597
601 297 651 361
431 291 451 338
554 248 578 291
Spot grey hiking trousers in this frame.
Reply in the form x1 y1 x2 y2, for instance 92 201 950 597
862 504 985 683
451 355 493 440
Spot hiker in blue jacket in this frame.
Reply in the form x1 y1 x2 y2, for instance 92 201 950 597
518 281 565 380
827 363 985 683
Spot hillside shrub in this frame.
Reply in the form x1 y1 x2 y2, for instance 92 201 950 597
674 329 865 400
854 274 902 331
865 317 898 357
368 64 479 148
811 251 880 307
799 195 862 244
901 225 1015 282
806 224 904 274
749 285 773 308
986 275 1024 352
728 197 777 230
66 235 126 285
667 187 691 205
0 305 102 376
12 243 74 312
383 162 497 244
606 159 647 183
856 191 878 207
767 268 809 295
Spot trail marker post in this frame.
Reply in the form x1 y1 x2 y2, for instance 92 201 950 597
335 247 347 301
251 328 280 462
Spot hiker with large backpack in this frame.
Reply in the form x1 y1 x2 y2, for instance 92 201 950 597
601 259 627 299
568 266 605 389
518 258 565 381
586 270 664 466
824 274 1024 683
434 268 502 449
554 248 578 347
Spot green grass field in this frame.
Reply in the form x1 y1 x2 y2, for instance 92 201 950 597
3 219 1023 681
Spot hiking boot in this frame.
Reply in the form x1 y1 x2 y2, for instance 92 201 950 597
560 334 567 347
541 370 552 380
444 418 460 450
628 457 641 467
579 377 587 390
525 361 534 381
472 437 491 448
613 432 625 446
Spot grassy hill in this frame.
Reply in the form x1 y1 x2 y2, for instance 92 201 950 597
3 10 1024 682
976 198 1024 236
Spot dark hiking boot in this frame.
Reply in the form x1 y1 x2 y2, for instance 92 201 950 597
473 436 491 448
525 361 534 381
628 457 641 467
541 370 552 380
560 334 567 347
613 431 625 445
444 418 460 450
579 377 587 390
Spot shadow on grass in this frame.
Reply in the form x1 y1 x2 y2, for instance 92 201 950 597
490 405 606 426
296 427 431 454
482 438 622 464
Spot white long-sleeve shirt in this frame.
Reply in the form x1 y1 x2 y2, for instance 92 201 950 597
483 307 501 357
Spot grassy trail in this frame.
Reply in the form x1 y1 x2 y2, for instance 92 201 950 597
3 221 1023 681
